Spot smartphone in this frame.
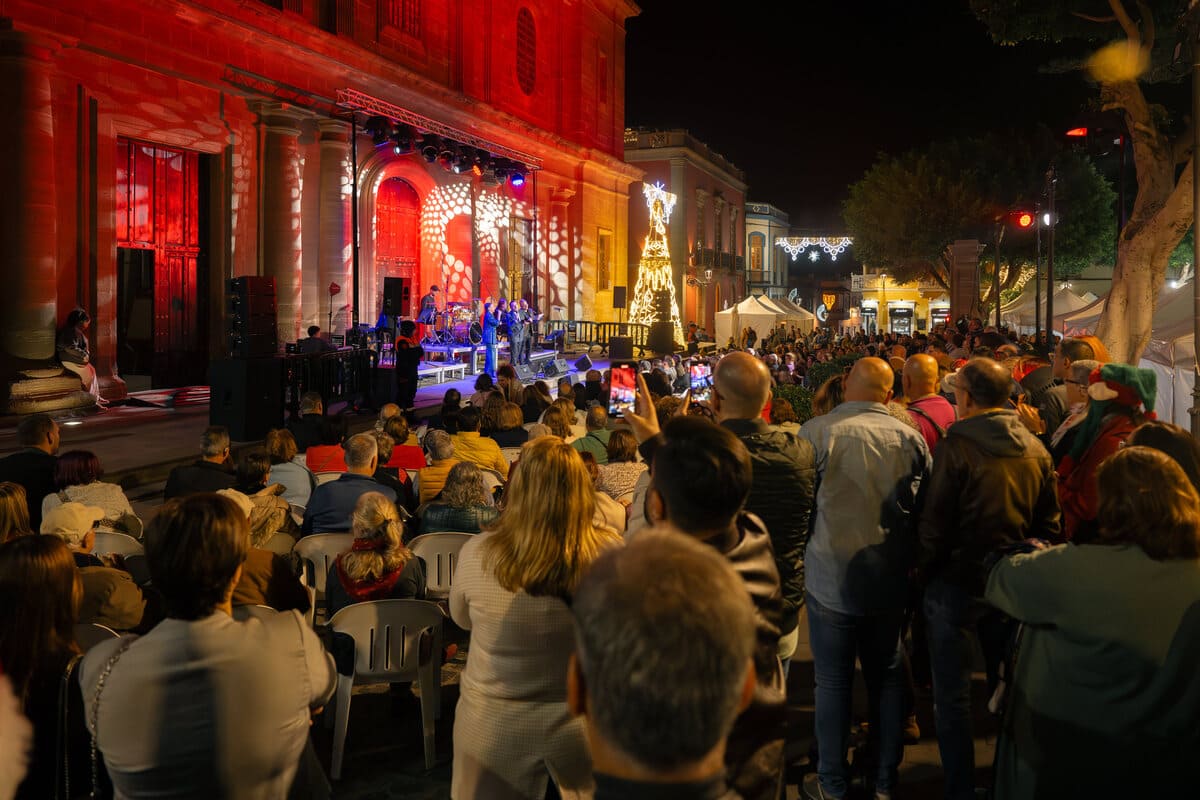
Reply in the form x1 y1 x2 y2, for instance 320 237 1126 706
689 363 713 403
608 360 638 417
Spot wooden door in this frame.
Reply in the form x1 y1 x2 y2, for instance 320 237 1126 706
376 177 420 317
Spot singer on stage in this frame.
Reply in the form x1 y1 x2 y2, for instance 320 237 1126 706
481 300 500 378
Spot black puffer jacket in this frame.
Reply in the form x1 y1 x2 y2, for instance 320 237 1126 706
722 417 816 636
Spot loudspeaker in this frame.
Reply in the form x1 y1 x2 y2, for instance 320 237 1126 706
515 363 535 382
382 277 411 318
543 358 572 378
648 321 676 355
209 357 284 441
653 289 672 320
609 335 633 360
227 276 277 358
574 354 593 372
612 286 627 309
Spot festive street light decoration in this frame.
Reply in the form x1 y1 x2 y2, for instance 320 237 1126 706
628 182 684 343
776 236 854 261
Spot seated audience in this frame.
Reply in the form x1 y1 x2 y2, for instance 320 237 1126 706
479 392 506 436
81 493 336 798
571 406 613 464
469 373 496 407
302 434 396 535
0 535 97 799
596 429 646 501
233 448 298 547
0 483 33 544
417 461 499 535
287 391 332 452
303 415 349 473
487 402 530 448
985 446 1200 798
163 425 236 500
574 369 604 411
417 430 460 506
371 431 414 512
0 414 60 531
41 502 147 631
374 402 401 432
218 490 310 614
578 451 624 534
425 388 463 434
523 380 553 423
568 530 756 799
264 428 316 508
451 406 509 478
450 436 621 799
497 373 525 406
383 416 426 470
543 401 583 442
327 492 426 618
42 449 141 537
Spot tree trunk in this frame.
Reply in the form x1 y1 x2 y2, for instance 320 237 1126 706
1095 226 1182 362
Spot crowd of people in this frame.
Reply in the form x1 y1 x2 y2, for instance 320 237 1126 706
0 314 1197 799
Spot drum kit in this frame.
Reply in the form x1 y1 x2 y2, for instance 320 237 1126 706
424 302 482 346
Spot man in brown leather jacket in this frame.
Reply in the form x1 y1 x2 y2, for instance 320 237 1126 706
918 357 1062 800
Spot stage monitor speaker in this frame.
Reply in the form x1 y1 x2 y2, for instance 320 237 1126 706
542 360 559 378
608 335 633 360
612 286 627 309
574 354 593 372
209 357 284 441
553 358 571 375
382 277 411 318
648 321 676 355
515 363 535 382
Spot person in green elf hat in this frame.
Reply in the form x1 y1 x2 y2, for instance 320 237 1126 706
1057 362 1156 541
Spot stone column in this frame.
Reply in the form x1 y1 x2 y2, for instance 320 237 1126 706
317 119 351 333
259 103 306 346
550 187 575 315
669 158 688 309
0 26 59 365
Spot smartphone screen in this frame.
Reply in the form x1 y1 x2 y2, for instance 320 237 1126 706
608 361 638 417
689 363 712 403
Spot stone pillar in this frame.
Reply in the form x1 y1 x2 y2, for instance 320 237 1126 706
259 103 306 346
317 119 351 334
550 187 575 315
948 239 982 322
669 158 687 308
0 27 59 365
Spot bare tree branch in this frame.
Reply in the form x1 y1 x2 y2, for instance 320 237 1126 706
1071 12 1117 23
1136 0 1155 52
1108 0 1141 41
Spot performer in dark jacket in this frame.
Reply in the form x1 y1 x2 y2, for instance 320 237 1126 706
481 301 500 379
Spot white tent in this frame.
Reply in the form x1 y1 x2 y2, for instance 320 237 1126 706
770 297 818 334
1001 287 1090 333
714 295 784 346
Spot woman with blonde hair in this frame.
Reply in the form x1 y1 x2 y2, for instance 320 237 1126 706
986 446 1200 798
540 402 576 441
326 491 425 617
450 437 621 799
0 483 32 544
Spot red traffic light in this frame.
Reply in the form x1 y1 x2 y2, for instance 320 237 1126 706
1065 127 1088 137
1014 211 1034 228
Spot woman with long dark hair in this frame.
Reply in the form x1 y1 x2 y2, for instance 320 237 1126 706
56 307 107 408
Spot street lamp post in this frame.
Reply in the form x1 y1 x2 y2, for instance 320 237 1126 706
1046 166 1057 341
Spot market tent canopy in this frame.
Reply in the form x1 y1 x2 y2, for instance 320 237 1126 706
714 295 786 346
769 296 817 333
1001 286 1090 332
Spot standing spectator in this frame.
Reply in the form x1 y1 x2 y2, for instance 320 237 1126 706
163 425 236 500
0 484 32 544
1126 419 1200 491
418 462 499 535
264 428 316 508
417 430 460 506
451 406 509 478
450 437 620 799
1057 364 1154 541
327 492 426 617
80 494 336 798
570 406 613 464
769 397 802 432
1019 336 1098 440
0 535 95 799
903 354 957 453
301 434 396 535
393 319 424 412
43 450 141 537
567 530 757 799
0 414 60 531
918 358 1061 800
985 447 1200 798
798 357 931 800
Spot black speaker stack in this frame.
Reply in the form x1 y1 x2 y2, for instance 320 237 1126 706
542 358 573 378
648 321 676 355
227 276 277 358
612 286 627 309
209 356 284 441
608 336 634 360
382 277 411 319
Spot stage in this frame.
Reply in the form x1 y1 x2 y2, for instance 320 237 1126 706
419 342 558 376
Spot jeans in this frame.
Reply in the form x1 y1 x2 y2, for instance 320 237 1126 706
923 577 1009 800
806 593 906 797
484 342 497 377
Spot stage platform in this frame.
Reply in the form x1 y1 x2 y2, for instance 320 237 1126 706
420 343 557 376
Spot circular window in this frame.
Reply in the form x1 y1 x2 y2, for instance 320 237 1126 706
516 8 536 96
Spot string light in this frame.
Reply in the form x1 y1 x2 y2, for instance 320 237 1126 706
628 182 684 343
776 236 854 261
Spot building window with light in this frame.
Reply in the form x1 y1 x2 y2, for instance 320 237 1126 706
516 8 536 95
597 229 612 290
750 234 764 272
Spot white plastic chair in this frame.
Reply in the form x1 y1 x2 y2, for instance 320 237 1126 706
232 604 279 623
288 502 306 526
314 471 342 486
328 599 447 778
408 532 473 600
293 532 353 599
261 532 296 557
74 622 120 652
91 531 144 557
479 469 504 494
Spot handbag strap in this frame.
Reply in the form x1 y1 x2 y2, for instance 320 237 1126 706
90 637 134 798
58 653 85 800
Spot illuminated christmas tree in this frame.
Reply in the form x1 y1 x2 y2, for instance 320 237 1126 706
628 182 684 344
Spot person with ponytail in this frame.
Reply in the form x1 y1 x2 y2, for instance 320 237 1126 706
326 491 425 617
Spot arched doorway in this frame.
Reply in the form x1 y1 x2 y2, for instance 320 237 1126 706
375 177 421 318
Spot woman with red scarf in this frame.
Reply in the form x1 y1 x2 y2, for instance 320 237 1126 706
326 492 425 617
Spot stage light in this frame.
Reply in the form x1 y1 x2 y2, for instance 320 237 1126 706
390 125 414 155
437 142 455 171
509 169 525 187
420 135 441 162
366 115 391 147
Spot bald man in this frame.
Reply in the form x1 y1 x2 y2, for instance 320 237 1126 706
798 356 931 800
712 352 815 671
903 354 957 452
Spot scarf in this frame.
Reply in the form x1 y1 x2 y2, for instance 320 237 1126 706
335 553 406 603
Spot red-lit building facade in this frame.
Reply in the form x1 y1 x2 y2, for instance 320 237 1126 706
623 129 746 334
0 0 642 411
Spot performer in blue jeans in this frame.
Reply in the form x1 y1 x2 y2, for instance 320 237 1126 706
481 300 500 378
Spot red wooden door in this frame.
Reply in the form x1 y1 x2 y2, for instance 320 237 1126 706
115 139 204 388
376 177 420 317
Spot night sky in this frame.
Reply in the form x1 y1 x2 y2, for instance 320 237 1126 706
624 0 1093 233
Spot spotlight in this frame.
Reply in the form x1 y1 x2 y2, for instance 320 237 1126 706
451 146 472 174
474 149 492 171
365 116 391 147
390 125 414 155
509 169 526 187
420 135 441 162
437 142 455 171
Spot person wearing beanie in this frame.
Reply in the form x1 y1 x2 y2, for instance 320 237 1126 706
1057 363 1157 541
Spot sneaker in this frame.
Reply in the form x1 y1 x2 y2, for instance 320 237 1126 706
802 773 843 800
